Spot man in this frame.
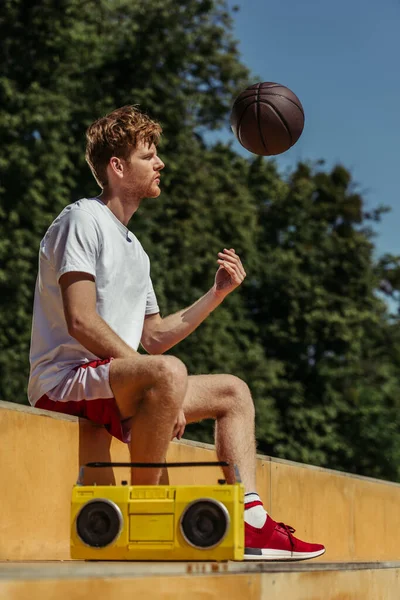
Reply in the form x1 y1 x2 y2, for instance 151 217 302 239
28 105 325 561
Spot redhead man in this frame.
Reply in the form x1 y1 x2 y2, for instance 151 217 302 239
28 105 325 561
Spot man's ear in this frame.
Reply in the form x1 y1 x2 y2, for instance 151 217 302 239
109 156 124 178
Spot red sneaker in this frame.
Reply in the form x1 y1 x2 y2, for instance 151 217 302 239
244 517 325 561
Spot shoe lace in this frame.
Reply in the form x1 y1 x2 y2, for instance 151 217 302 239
277 522 296 549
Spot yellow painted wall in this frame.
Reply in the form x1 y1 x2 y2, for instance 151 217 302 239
1 401 400 562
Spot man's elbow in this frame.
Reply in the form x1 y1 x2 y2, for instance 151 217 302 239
67 316 84 339
141 338 166 355
66 313 93 339
64 304 98 337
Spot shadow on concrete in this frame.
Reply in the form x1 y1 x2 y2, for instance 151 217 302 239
77 417 170 485
78 419 115 485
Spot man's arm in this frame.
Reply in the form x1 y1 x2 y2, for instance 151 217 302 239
141 288 223 354
60 271 137 359
141 248 246 355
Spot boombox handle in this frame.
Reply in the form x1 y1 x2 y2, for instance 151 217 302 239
76 461 241 486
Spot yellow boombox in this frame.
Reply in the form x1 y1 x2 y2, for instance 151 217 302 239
71 461 245 561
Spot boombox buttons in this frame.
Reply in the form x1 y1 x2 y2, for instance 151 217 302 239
71 461 245 561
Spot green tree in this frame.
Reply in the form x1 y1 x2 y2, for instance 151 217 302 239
242 158 400 480
0 0 249 403
1 0 400 482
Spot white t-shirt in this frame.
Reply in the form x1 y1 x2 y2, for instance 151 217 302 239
28 197 159 405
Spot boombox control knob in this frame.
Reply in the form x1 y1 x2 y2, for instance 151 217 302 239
76 499 123 548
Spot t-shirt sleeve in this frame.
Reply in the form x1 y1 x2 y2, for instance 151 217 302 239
47 209 100 282
146 276 160 316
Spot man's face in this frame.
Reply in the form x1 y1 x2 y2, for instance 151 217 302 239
122 140 165 199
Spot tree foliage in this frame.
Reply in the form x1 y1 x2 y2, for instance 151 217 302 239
1 0 400 482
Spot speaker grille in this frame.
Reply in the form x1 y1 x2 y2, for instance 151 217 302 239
76 499 122 548
180 498 229 549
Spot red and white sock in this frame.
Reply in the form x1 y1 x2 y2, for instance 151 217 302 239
244 492 267 528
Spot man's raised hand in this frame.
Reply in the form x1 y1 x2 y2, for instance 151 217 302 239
214 248 246 298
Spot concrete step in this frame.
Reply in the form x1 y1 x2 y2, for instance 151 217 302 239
0 560 399 599
1 400 400 562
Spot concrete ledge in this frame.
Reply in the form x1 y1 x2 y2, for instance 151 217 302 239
1 560 400 579
1 401 400 562
0 561 399 600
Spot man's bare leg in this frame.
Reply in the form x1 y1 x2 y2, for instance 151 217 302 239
182 374 326 561
109 354 188 485
182 374 257 492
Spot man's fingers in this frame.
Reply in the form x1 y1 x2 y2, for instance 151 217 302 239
217 259 246 281
218 250 246 276
172 412 186 440
172 421 180 439
218 252 239 264
218 259 246 279
218 261 244 284
219 249 238 260
217 254 244 271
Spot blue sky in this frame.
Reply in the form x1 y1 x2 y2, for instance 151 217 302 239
221 0 400 258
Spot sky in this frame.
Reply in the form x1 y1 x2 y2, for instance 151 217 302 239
220 0 400 258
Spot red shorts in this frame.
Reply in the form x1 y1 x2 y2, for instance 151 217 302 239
35 358 131 443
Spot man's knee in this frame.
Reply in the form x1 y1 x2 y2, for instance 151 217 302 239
144 356 188 411
224 375 255 416
153 355 188 389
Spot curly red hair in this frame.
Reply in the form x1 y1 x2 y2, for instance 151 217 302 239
85 105 162 188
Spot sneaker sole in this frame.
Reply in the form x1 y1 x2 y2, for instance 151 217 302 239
243 547 326 561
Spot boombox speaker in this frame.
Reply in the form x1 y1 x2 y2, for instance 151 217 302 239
71 461 245 561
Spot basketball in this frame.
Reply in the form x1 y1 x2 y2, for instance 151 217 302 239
230 82 305 156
